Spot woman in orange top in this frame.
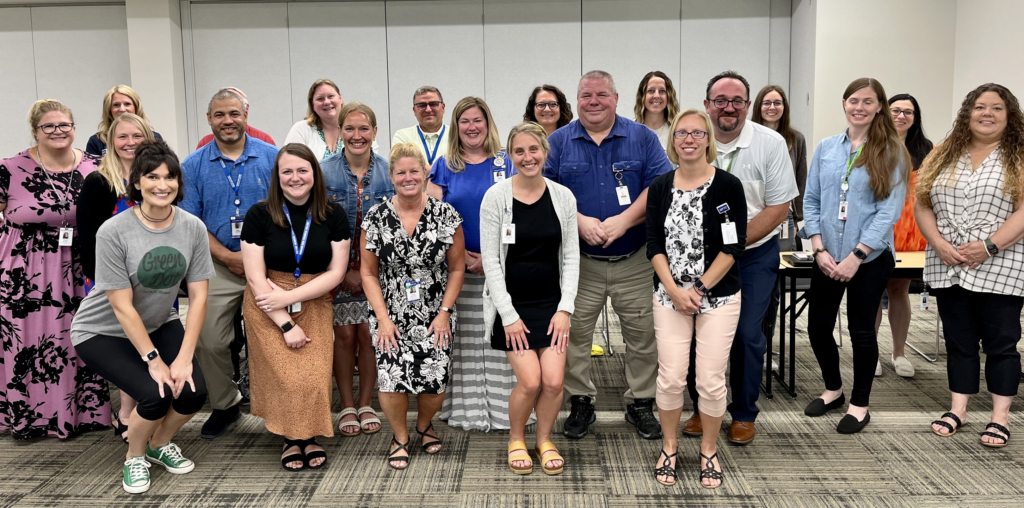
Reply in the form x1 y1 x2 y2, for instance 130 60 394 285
875 94 932 378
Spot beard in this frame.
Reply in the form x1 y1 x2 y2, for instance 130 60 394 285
716 114 741 133
214 124 245 144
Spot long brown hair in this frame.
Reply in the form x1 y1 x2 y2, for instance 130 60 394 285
917 83 1024 207
265 143 332 228
752 85 797 150
634 71 680 127
843 78 910 201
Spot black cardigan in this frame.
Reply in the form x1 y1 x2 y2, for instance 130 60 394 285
77 171 124 280
645 168 747 298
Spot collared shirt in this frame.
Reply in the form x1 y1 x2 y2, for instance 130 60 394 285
180 135 277 251
800 131 907 264
393 124 449 165
544 115 672 256
321 149 395 235
713 121 800 249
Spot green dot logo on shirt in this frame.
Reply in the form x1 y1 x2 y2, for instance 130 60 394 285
137 246 188 290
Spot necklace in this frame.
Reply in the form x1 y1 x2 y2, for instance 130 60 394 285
140 205 173 223
395 194 425 224
37 146 75 173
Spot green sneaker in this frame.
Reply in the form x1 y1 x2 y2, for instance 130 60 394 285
145 442 195 474
122 456 151 494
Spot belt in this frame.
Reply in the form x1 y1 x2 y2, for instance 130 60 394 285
583 248 641 263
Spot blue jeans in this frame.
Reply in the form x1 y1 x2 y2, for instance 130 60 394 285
688 237 779 421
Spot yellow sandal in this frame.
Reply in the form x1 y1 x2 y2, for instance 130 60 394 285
536 441 564 475
508 441 533 475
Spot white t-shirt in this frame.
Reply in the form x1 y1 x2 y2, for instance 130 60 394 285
714 121 799 249
284 120 380 160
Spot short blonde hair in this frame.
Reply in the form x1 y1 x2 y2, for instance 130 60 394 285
389 142 428 176
666 108 718 165
445 97 502 173
27 99 74 144
506 122 550 157
97 85 151 143
96 113 155 196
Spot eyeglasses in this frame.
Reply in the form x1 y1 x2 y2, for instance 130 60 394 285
891 108 915 118
761 100 784 108
710 98 749 109
37 123 75 134
535 102 559 110
414 101 443 110
673 130 707 140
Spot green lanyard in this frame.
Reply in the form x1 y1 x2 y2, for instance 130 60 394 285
842 143 865 191
724 147 743 173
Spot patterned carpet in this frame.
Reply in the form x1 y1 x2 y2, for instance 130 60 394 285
2 298 1023 508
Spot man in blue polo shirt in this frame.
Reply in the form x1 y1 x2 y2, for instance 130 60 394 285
180 89 277 439
544 70 672 440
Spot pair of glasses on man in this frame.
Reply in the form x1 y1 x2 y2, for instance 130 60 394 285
891 108 915 118
37 123 75 134
710 98 749 109
673 130 708 140
534 102 559 110
414 101 443 110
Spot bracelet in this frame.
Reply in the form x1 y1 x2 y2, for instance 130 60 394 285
985 238 999 257
812 247 828 257
693 278 708 295
439 306 453 314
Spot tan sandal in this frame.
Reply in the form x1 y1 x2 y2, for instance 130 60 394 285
507 440 533 475
337 407 360 437
357 406 381 434
535 441 564 475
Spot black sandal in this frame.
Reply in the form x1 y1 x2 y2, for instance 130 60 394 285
981 422 1011 448
931 412 965 437
281 438 305 472
299 438 327 469
387 435 411 470
416 422 442 454
112 416 129 444
699 452 724 489
654 449 678 486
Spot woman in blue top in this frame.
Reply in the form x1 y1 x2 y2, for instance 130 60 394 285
799 78 909 434
427 97 519 432
320 103 394 438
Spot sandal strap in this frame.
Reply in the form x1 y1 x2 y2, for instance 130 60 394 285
699 452 723 480
940 412 963 428
536 441 562 460
654 449 678 478
985 422 1010 437
388 436 410 462
339 407 358 418
357 407 381 426
416 422 439 440
931 420 955 433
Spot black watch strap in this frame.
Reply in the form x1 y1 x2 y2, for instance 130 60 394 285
853 248 867 260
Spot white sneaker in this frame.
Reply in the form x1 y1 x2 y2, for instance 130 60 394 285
892 355 915 378
874 360 883 377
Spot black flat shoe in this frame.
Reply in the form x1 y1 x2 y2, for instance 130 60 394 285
281 438 305 472
804 394 846 417
300 438 327 469
836 412 870 434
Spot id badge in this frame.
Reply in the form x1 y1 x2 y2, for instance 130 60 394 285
721 222 738 245
781 220 789 239
287 301 302 313
920 291 929 311
837 201 849 221
405 280 421 303
58 227 73 247
493 170 506 183
616 185 631 206
230 216 244 239
502 224 516 244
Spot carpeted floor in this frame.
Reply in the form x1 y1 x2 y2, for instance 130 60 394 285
2 298 1023 508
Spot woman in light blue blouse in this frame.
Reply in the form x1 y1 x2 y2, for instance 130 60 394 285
799 78 910 434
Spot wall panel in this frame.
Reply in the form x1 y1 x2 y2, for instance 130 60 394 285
0 7 38 156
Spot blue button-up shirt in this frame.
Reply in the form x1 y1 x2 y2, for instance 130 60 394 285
180 135 277 251
544 115 672 256
800 132 907 263
321 150 395 236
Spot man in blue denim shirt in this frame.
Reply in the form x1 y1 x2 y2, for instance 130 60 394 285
544 70 672 441
681 72 799 446
180 89 276 439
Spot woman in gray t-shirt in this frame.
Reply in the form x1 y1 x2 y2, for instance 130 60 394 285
71 141 215 495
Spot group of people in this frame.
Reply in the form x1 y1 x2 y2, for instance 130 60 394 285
1 68 1022 494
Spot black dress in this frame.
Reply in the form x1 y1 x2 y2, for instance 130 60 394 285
491 188 563 351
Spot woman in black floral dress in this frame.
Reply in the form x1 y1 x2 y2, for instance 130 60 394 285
361 143 465 470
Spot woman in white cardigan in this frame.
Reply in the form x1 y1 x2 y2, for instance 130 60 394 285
480 122 580 476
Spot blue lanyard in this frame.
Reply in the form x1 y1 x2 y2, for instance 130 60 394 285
220 159 246 211
282 203 313 281
417 125 445 165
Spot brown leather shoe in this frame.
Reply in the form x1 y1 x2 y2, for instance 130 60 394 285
728 421 756 445
681 413 703 436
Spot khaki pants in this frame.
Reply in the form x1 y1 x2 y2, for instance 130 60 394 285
564 251 657 404
196 261 245 410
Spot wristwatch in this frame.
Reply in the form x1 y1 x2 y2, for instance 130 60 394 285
141 349 159 363
693 279 709 295
852 248 868 260
812 247 828 257
439 306 453 314
985 238 999 256
280 320 296 333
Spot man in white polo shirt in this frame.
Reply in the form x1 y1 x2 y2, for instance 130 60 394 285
682 71 799 445
391 86 449 166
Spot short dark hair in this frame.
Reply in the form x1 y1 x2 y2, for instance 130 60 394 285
128 139 184 204
706 71 751 100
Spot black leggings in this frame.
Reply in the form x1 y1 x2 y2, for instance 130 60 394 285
807 253 893 408
76 320 207 421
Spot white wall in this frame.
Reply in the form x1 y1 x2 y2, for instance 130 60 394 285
810 0 957 150
952 0 1024 120
787 0 815 140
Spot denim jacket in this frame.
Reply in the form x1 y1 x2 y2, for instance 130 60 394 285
321 150 395 235
799 132 907 263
